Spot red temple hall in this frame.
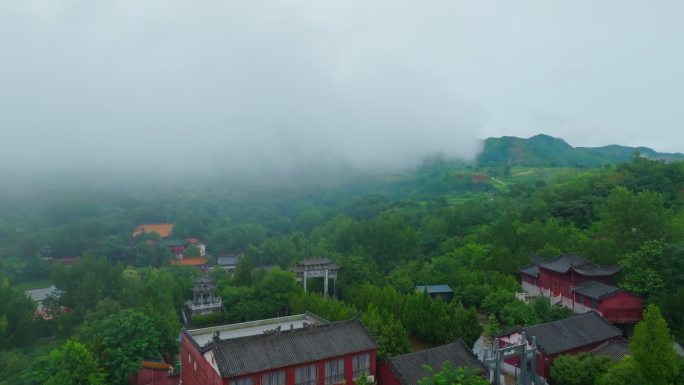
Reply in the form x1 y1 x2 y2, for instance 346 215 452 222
180 313 377 385
497 312 624 381
519 254 642 325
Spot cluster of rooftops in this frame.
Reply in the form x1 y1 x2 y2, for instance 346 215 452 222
519 260 624 301
530 254 620 277
177 308 642 385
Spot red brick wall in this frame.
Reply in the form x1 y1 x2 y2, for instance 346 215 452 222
180 335 224 385
236 350 377 385
130 368 179 385
539 268 617 299
521 273 538 285
377 361 401 385
598 292 643 323
539 269 576 297
181 339 376 385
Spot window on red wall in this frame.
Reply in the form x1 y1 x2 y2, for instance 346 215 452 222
262 371 285 385
325 359 345 384
230 377 255 385
352 353 370 379
295 365 317 385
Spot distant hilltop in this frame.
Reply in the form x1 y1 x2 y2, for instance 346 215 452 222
477 134 684 167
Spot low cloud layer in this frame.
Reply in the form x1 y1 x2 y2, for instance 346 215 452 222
0 1 484 176
1 1 683 177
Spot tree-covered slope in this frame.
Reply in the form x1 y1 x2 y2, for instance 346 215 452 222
478 134 684 166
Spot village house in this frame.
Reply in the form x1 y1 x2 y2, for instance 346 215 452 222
217 253 240 272
378 340 485 385
26 285 59 320
180 313 377 385
497 311 623 381
519 254 643 325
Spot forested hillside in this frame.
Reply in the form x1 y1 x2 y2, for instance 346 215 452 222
478 134 684 166
1 155 684 384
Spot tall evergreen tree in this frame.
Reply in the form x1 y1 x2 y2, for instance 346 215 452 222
630 305 679 385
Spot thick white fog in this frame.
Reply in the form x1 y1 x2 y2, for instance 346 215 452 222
1 1 683 176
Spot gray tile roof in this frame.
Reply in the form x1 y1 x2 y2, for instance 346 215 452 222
25 285 57 302
385 340 486 385
519 264 540 278
522 312 622 356
218 255 237 266
210 319 377 378
415 285 453 294
298 258 334 266
536 254 620 277
589 339 630 362
572 281 622 300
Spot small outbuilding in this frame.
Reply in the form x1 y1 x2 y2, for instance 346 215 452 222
217 254 239 272
415 285 454 302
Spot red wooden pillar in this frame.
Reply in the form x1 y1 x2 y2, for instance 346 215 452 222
318 360 326 385
286 367 296 385
345 355 354 385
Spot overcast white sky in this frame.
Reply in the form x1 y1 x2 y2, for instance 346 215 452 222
1 1 683 174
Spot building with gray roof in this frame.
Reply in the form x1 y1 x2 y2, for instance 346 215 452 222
380 340 485 385
180 313 378 385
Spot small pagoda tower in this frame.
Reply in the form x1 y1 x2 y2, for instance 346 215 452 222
183 276 223 325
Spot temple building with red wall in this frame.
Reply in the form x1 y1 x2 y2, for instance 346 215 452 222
497 312 623 382
378 340 485 385
180 313 378 385
519 254 643 325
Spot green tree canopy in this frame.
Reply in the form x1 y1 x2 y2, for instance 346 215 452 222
595 187 676 263
361 304 410 358
81 309 160 385
596 356 644 385
233 256 254 286
0 277 36 347
630 305 679 385
619 241 667 303
44 340 106 385
550 352 613 385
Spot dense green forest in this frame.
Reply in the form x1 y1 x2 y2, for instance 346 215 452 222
1 155 684 384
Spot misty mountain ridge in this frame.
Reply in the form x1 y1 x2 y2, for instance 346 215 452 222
477 133 684 167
